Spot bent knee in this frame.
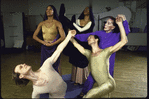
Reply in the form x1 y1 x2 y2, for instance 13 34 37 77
107 80 116 91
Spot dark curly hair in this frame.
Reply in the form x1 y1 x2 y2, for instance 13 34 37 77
12 66 29 86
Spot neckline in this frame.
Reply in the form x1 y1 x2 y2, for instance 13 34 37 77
43 23 55 29
91 49 103 57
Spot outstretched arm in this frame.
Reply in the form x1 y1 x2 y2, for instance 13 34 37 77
109 17 128 53
47 30 76 65
75 31 98 42
70 37 85 54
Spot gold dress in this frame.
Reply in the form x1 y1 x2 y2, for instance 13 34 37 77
82 48 116 98
40 23 60 72
42 24 58 42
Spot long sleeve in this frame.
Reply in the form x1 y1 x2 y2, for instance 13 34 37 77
75 31 100 42
73 21 92 32
123 20 130 35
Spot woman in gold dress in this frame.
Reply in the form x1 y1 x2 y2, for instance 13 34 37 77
33 5 65 75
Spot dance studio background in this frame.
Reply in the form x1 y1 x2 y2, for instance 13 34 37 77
1 0 147 98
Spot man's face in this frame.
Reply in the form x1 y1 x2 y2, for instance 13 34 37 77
87 35 96 45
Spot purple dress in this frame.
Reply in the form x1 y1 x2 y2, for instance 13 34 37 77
75 20 130 94
40 34 60 72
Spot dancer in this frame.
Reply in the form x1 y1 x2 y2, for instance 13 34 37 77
69 6 95 85
71 17 128 98
75 14 130 98
12 30 76 98
33 5 65 75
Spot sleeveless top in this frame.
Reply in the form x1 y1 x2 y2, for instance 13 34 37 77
42 24 58 41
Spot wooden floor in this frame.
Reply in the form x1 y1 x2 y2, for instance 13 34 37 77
1 49 147 98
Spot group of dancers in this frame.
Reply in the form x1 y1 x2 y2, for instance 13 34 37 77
12 3 130 98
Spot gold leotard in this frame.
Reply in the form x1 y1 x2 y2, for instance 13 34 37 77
42 24 58 42
83 48 116 98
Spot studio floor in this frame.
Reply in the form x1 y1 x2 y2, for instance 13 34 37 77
1 48 147 98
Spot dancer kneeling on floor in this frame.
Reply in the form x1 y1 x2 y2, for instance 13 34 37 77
12 30 76 98
70 17 128 98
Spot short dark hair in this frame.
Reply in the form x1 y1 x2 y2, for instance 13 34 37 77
88 35 100 45
94 35 100 45
12 66 29 86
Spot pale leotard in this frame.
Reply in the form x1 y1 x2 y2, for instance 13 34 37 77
32 58 67 98
82 48 116 98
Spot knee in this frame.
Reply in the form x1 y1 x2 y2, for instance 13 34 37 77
108 80 116 92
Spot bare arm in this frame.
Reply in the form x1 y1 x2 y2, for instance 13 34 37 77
109 17 128 53
70 37 85 54
33 22 46 45
45 30 76 65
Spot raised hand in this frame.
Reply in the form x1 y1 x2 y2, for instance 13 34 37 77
116 17 123 25
117 14 126 21
68 30 76 37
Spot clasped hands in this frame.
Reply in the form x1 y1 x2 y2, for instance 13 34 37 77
116 14 126 25
43 41 53 46
68 30 76 42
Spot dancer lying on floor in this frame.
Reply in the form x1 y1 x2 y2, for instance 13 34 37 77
12 30 76 98
70 17 128 98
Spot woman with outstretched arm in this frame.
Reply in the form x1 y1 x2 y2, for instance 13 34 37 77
12 30 76 98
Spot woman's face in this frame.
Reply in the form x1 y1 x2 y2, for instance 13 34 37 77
46 6 54 16
15 63 31 75
104 18 115 32
84 7 90 15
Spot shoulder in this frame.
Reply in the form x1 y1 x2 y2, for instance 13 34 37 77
104 47 113 54
38 21 45 27
54 20 62 27
54 20 61 25
84 49 91 54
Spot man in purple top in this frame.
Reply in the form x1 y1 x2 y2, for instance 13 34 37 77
75 14 130 98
